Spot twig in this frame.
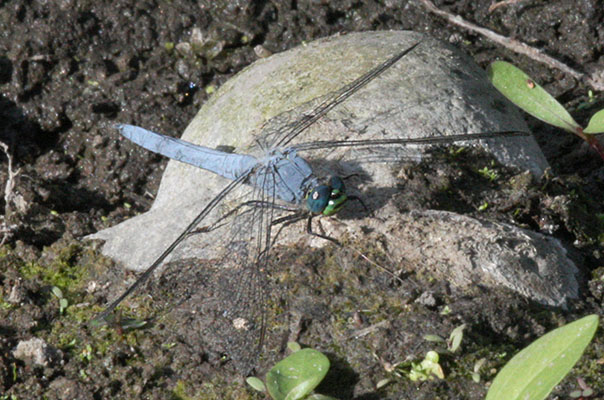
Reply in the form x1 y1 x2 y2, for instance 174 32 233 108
0 141 20 245
416 0 604 91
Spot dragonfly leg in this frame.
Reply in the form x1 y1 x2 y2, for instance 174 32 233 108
272 212 306 226
306 216 410 286
306 215 340 245
265 211 308 250
188 199 298 236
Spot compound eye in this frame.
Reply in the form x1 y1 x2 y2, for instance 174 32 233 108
306 185 330 214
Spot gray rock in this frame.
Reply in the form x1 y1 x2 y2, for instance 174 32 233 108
6 279 25 304
13 337 61 367
89 31 571 306
390 210 579 307
415 291 438 307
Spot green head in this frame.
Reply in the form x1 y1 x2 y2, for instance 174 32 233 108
306 176 348 216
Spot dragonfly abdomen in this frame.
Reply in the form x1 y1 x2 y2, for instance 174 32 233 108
116 124 258 180
116 124 319 205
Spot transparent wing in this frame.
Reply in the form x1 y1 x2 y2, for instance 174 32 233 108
253 41 529 167
292 131 528 156
94 171 251 323
256 43 421 151
129 161 297 373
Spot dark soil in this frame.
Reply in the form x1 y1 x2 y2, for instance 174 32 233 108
0 1 603 399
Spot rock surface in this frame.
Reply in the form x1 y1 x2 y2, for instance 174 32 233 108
390 210 578 307
13 337 61 367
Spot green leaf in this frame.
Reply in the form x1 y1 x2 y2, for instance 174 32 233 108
265 348 330 400
423 334 445 343
59 298 68 313
246 376 266 392
584 109 604 134
448 324 465 353
486 314 599 400
306 395 339 400
423 351 444 379
473 358 486 373
51 286 63 299
487 61 581 133
376 378 391 389
424 350 439 363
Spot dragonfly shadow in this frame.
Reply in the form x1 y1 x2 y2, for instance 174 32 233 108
313 351 359 399
135 256 270 374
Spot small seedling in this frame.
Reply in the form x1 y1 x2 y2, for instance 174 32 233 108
406 351 445 382
569 377 595 399
487 62 604 160
383 350 445 382
471 358 486 383
486 314 598 400
447 323 465 353
79 344 93 363
51 286 68 314
246 343 336 400
423 323 465 353
477 165 499 181
378 348 447 388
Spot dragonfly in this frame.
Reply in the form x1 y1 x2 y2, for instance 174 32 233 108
94 41 528 372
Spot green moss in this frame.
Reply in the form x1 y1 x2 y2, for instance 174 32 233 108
172 381 195 400
19 243 87 298
591 266 604 280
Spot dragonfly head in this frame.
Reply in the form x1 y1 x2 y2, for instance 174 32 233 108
306 176 347 216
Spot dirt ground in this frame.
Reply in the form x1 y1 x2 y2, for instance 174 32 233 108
0 0 603 399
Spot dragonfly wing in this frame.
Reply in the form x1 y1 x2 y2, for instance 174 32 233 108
93 171 252 323
258 42 421 151
247 35 545 176
135 161 296 373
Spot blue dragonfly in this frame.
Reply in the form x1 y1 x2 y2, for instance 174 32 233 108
94 42 527 372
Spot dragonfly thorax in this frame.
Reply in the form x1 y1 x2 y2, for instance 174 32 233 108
306 176 347 216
